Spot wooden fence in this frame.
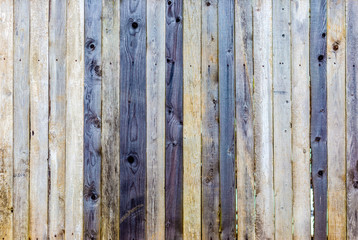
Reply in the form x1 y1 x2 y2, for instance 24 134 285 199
0 0 356 239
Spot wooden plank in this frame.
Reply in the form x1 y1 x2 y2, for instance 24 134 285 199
235 0 254 239
101 0 120 238
13 0 30 239
291 0 311 239
218 0 236 238
165 0 184 238
201 0 220 239
29 0 49 238
327 0 346 238
183 0 201 239
65 0 84 238
253 0 274 238
48 0 66 238
347 1 358 238
119 0 147 238
273 0 292 238
147 1 165 239
83 0 102 238
310 0 328 238
0 0 13 238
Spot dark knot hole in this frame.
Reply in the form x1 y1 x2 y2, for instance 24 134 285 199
127 155 135 164
132 22 138 29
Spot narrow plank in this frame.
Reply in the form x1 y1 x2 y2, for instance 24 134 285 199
165 0 184 238
273 0 292 238
347 1 358 238
218 0 236 238
0 0 13 238
253 0 274 238
235 0 254 239
13 0 30 239
65 0 84 238
29 0 49 238
48 0 66 238
83 0 102 238
101 0 120 238
291 0 311 238
183 0 201 239
147 0 165 239
327 0 346 238
201 0 220 239
310 0 328 238
119 0 147 238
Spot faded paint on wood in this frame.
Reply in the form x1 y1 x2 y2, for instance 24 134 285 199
291 0 311 239
183 0 201 239
201 0 220 239
119 0 147 238
101 0 120 238
327 0 346 238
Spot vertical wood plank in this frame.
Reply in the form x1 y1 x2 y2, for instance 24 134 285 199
291 0 311 238
273 0 292 238
347 0 358 238
253 0 274 238
0 0 13 238
13 0 30 239
327 0 346 238
183 0 201 239
218 0 236 239
201 0 220 239
235 0 254 239
29 0 49 238
49 0 66 238
310 0 328 238
165 0 184 238
147 1 166 239
101 0 120 238
84 0 102 238
65 0 84 238
119 0 147 238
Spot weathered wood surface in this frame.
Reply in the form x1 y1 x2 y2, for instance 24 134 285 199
119 0 147 238
65 0 84 238
201 0 220 239
49 0 66 238
235 0 254 239
13 0 30 239
147 0 165 239
29 0 49 238
327 0 346 238
183 0 201 239
84 0 102 238
0 0 13 238
165 0 184 238
291 0 311 239
101 0 120 238
310 0 328 238
347 1 358 238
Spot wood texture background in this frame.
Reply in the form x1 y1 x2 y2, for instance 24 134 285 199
1 0 358 239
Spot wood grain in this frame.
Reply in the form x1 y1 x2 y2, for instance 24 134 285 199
201 0 220 239
183 0 201 239
327 0 346 238
291 0 311 239
147 0 165 239
253 0 274 238
0 0 13 238
65 0 84 238
119 0 147 238
13 0 30 238
101 0 120 238
310 0 328 238
235 0 254 239
29 0 49 238
165 0 184 238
